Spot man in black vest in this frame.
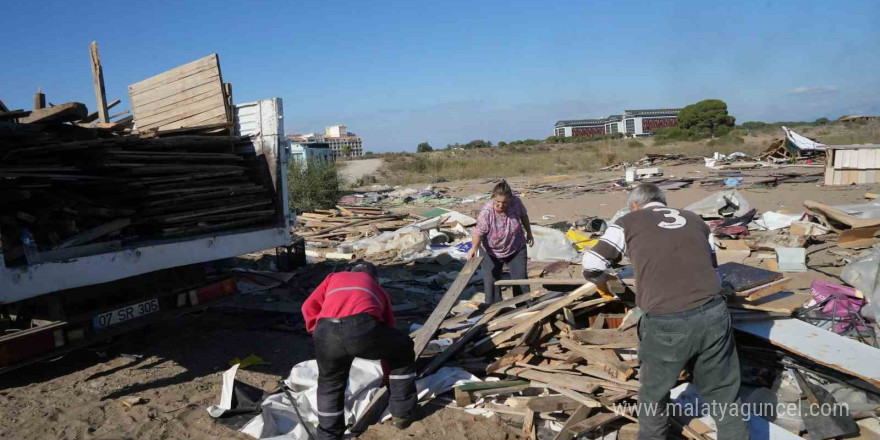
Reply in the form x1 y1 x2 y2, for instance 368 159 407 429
582 183 748 440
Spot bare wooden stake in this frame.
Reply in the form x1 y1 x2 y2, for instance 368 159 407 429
34 87 46 110
89 42 110 124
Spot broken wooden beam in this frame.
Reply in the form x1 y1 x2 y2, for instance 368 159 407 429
559 338 635 381
89 41 110 124
471 284 601 355
20 102 88 124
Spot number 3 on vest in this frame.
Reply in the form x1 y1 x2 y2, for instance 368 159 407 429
655 208 687 229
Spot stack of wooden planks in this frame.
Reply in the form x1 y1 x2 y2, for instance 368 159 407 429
129 54 232 134
0 121 277 266
296 207 414 248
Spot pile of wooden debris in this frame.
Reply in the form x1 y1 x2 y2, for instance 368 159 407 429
351 257 880 440
0 44 278 266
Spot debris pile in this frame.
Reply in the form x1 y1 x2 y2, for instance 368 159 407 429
0 49 277 267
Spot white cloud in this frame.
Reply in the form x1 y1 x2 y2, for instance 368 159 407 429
791 85 839 95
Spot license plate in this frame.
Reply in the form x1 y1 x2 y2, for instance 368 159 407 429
93 298 160 331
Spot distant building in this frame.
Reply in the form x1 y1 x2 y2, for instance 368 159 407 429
289 124 364 158
290 142 332 166
555 108 681 139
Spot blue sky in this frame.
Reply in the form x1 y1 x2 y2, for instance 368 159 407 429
2 0 878 152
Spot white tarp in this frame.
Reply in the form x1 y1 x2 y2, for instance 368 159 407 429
684 190 751 219
209 359 480 440
783 126 825 152
754 212 804 231
530 225 580 262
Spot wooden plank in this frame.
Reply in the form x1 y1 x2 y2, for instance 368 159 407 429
734 318 880 387
131 84 222 119
472 284 600 355
568 412 622 435
89 42 110 123
52 218 130 250
153 107 227 132
19 102 88 124
544 385 603 409
133 79 222 121
728 291 810 314
136 92 226 128
509 369 603 398
351 256 483 433
495 278 586 286
33 89 45 110
834 170 843 185
526 395 580 413
553 405 592 440
838 226 880 249
130 68 220 108
523 409 537 439
570 328 638 346
559 338 634 380
412 256 483 356
739 277 791 301
129 54 218 96
80 98 120 123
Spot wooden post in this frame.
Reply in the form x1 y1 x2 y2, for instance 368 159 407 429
89 41 110 124
33 87 46 110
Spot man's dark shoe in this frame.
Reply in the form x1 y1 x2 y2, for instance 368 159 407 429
391 406 422 430
391 416 412 430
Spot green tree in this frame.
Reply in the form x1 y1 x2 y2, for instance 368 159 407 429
497 141 507 147
341 145 352 158
465 139 492 149
287 158 342 212
677 99 736 138
814 117 830 125
416 142 433 153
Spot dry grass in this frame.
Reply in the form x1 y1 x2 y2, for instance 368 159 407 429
376 121 880 186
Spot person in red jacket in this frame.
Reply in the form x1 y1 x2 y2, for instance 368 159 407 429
302 261 417 440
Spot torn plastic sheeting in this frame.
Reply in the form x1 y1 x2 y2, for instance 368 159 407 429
685 190 751 219
211 359 480 440
530 225 580 262
839 246 880 322
755 212 805 231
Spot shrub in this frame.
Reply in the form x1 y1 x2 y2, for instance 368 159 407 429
497 141 508 147
416 142 433 153
627 139 644 148
287 158 343 213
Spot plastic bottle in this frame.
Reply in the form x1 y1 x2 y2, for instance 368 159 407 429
20 227 40 265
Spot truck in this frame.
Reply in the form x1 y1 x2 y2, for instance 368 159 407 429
0 98 292 372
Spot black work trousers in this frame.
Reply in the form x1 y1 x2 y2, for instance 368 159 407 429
313 313 417 440
637 296 749 440
481 245 529 305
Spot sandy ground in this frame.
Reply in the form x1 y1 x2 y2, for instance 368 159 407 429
340 158 383 184
3 162 878 440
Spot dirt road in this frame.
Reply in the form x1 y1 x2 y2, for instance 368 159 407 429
339 158 383 184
